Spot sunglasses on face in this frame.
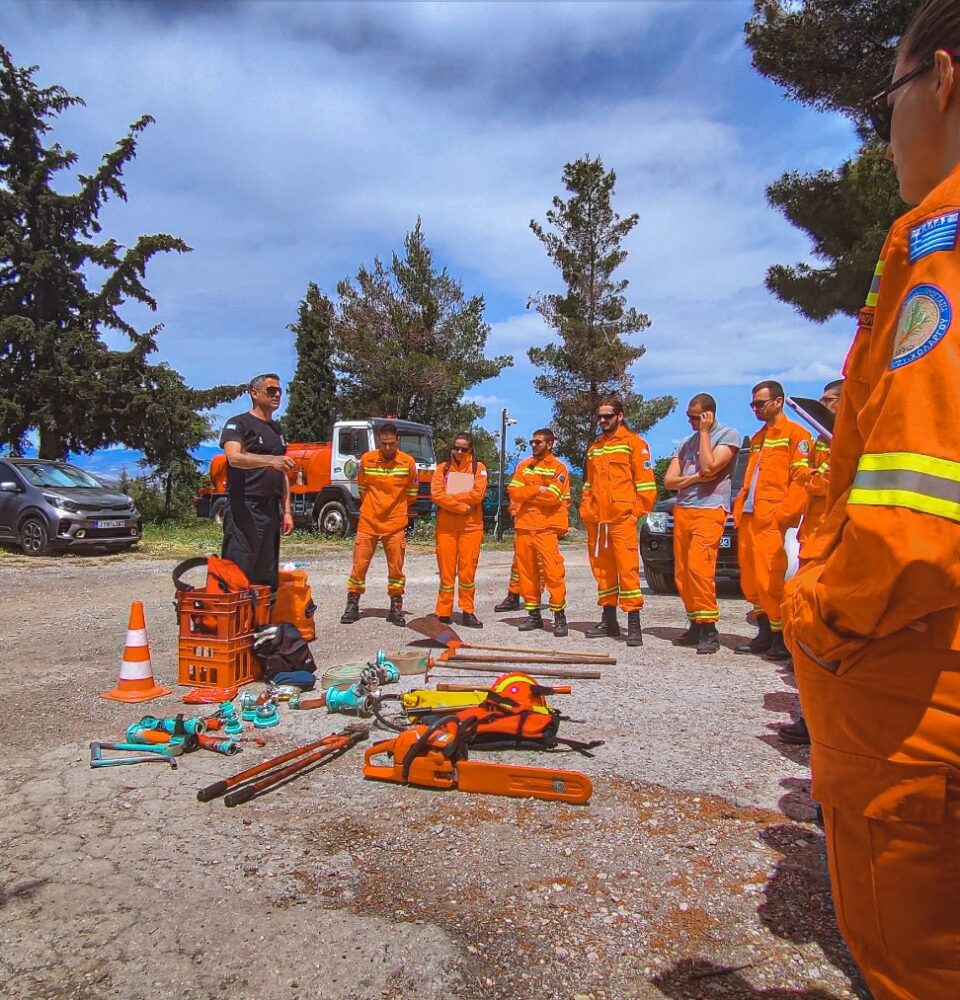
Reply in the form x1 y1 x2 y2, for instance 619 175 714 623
263 387 282 397
866 53 960 142
529 439 546 446
452 445 472 453
597 413 616 422
749 399 771 410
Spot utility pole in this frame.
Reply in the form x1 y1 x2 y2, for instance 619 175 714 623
495 407 517 541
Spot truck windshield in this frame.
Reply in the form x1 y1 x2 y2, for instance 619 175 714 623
399 433 435 465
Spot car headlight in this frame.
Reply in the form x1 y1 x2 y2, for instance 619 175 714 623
646 511 669 534
43 493 79 513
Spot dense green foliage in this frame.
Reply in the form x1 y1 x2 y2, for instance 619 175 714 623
744 0 915 319
0 44 241 468
528 156 674 466
284 283 338 442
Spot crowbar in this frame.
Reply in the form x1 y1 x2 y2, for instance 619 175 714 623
90 741 179 769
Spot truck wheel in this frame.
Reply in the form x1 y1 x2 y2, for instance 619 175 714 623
315 500 350 539
20 516 52 557
212 499 228 526
643 566 676 594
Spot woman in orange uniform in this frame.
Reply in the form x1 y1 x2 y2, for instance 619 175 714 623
784 4 960 995
431 433 487 627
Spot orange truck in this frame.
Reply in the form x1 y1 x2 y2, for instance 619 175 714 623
194 418 436 537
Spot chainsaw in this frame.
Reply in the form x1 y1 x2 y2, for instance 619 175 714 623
362 715 592 804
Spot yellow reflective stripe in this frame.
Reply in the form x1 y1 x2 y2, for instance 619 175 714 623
858 451 960 481
635 482 657 491
849 488 960 521
547 483 563 498
362 467 413 477
865 258 884 307
508 479 523 488
762 438 790 448
588 444 632 456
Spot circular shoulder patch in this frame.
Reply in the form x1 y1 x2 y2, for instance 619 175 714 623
798 440 810 455
891 284 952 369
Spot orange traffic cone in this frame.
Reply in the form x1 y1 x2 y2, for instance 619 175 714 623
101 601 171 703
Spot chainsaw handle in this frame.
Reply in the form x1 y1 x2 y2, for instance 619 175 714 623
362 738 401 781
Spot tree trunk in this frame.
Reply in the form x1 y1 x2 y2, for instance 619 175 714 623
38 425 67 461
164 471 174 514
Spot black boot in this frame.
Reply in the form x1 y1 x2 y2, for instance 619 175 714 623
552 610 568 638
672 622 701 647
696 624 720 655
518 610 544 632
494 593 521 612
626 611 642 647
340 593 360 624
460 612 483 629
735 613 772 655
585 605 620 638
764 631 791 662
385 596 405 626
779 716 810 745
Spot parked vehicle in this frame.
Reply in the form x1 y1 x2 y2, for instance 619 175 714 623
195 418 437 538
639 440 750 594
0 458 142 556
481 470 512 533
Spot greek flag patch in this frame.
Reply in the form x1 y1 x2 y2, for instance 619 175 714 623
909 211 959 263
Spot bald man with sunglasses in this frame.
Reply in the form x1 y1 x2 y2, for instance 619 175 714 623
219 372 295 592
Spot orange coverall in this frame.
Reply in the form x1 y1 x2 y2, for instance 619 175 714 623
783 165 960 1000
795 437 831 563
346 449 419 598
507 454 570 613
580 426 657 612
431 455 487 616
731 415 811 632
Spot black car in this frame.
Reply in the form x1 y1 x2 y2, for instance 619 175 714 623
639 441 750 594
0 458 142 556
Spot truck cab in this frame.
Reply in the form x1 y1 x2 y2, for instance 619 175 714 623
196 418 436 538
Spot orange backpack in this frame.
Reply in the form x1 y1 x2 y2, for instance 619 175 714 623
270 568 317 642
436 672 603 756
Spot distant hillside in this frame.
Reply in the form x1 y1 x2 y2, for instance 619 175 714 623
0 445 221 485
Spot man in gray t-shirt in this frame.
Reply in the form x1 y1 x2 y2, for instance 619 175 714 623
663 393 740 654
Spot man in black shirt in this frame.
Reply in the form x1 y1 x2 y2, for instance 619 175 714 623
219 373 295 591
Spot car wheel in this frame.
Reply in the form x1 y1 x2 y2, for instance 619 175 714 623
643 566 676 594
20 516 52 557
315 500 350 539
212 499 228 526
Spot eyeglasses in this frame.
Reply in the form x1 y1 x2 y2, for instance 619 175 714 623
866 53 960 142
597 413 616 422
263 387 282 397
452 445 471 453
529 439 546 446
749 399 771 411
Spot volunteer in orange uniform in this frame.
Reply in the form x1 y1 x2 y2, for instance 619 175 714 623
732 380 811 661
580 397 657 648
431 432 487 627
795 380 843 562
664 393 740 655
507 428 570 638
784 6 960 994
340 422 419 627
779 379 843 748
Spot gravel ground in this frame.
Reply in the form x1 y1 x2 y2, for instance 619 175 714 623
0 541 868 1000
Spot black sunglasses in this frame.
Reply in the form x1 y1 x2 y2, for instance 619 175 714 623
452 445 472 453
866 53 960 142
597 413 617 421
749 399 772 410
263 387 282 397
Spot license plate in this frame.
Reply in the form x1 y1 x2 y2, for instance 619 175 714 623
719 536 732 548
94 519 125 529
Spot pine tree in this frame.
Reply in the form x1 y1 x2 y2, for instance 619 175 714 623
0 44 239 458
330 220 512 442
529 156 674 466
744 0 916 320
285 283 337 442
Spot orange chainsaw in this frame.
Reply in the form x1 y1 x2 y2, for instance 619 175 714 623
362 715 592 804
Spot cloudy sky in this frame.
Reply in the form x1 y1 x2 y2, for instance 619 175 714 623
5 0 864 462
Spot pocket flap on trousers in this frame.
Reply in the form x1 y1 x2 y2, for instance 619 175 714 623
811 744 950 823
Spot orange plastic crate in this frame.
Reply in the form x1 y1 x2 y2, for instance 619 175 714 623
178 636 261 688
177 585 271 641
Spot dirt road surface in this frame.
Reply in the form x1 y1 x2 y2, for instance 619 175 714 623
0 545 866 1000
